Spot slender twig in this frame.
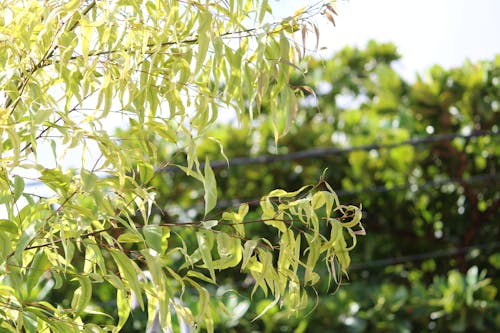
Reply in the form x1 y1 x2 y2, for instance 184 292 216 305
5 1 97 114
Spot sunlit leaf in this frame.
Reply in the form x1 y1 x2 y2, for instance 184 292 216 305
203 157 217 215
110 249 144 310
71 275 92 315
143 225 162 252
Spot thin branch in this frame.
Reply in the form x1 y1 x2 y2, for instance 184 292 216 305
185 131 498 171
4 1 97 113
20 210 351 253
350 241 500 271
20 92 95 154
34 1 323 69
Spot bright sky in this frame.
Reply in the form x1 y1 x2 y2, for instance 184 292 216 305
275 0 500 80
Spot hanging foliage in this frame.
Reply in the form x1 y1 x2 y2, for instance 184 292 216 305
0 1 361 332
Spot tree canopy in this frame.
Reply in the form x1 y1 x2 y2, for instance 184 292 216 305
0 1 363 332
143 41 497 332
3 0 498 331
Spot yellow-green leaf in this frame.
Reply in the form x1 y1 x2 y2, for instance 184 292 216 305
110 249 144 310
71 275 92 315
143 225 162 253
203 157 217 216
196 231 216 282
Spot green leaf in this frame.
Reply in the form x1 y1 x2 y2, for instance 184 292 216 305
39 168 70 194
212 232 242 270
114 289 130 333
0 233 11 265
333 227 350 274
14 219 47 260
71 275 92 315
186 270 216 285
117 232 142 243
143 225 162 253
260 199 286 233
13 175 24 202
5 128 20 167
222 203 248 237
26 250 51 293
241 239 259 271
304 234 321 285
279 31 290 63
82 242 107 275
52 270 64 289
195 10 211 74
196 231 216 282
110 249 144 310
203 157 217 216
267 185 309 199
81 169 97 192
488 253 500 269
0 219 17 234
137 162 155 184
201 219 218 230
160 226 171 255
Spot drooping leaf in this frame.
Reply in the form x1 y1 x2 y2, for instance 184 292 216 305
110 249 144 310
71 275 92 315
143 224 162 253
203 157 217 216
13 175 24 202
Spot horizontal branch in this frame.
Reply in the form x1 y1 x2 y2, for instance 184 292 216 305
18 205 357 256
23 131 498 190
350 241 500 270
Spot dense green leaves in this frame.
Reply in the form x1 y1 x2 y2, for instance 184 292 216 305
0 0 353 331
132 40 498 331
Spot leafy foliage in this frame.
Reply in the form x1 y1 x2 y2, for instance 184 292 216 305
0 1 358 332
130 41 499 331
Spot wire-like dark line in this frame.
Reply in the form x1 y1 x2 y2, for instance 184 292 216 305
335 173 500 197
23 131 498 188
161 130 497 172
349 241 500 270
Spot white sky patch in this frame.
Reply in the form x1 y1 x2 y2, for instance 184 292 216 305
280 0 500 80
